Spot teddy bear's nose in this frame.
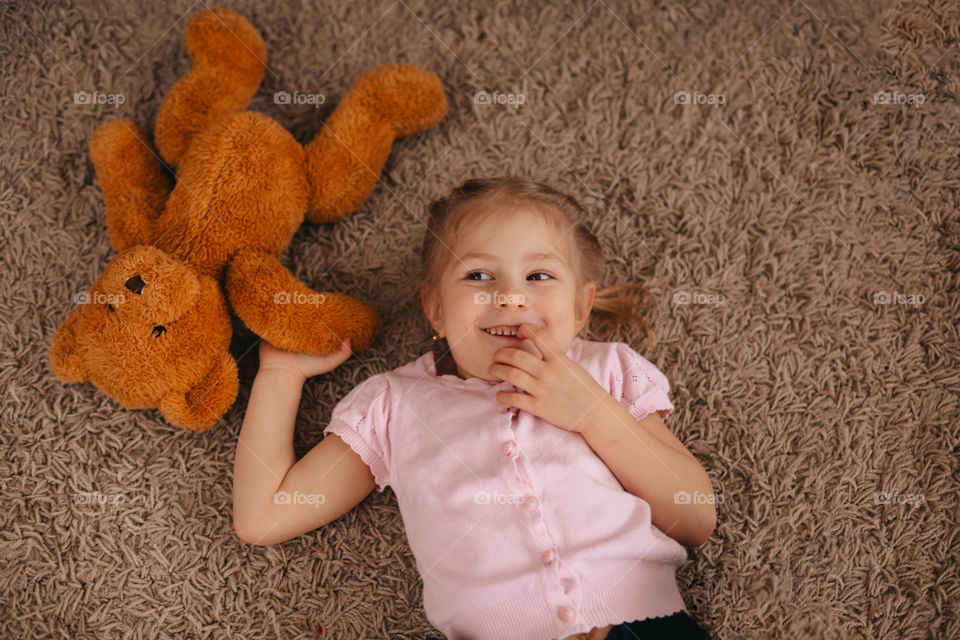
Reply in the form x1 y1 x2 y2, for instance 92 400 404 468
124 275 145 295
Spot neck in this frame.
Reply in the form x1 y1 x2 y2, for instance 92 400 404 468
435 349 461 377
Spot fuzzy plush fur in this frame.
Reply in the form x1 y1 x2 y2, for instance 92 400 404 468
46 8 447 430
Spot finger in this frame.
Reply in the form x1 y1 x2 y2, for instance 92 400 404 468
318 339 351 365
516 322 557 360
489 363 536 391
496 390 532 412
336 338 352 361
492 347 542 376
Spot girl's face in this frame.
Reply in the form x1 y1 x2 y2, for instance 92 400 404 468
421 206 596 381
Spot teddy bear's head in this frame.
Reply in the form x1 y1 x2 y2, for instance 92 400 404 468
50 245 238 430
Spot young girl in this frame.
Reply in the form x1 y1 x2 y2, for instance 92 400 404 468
233 177 716 640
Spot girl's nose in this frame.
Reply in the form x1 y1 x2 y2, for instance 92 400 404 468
493 287 527 308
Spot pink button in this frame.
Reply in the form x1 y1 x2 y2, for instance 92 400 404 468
524 496 539 512
500 440 517 459
557 605 575 623
540 549 556 565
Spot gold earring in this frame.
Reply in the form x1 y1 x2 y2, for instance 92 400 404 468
432 333 442 341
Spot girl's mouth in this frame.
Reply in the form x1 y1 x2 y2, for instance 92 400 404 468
482 326 522 341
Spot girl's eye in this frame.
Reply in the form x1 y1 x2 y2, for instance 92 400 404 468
465 271 553 281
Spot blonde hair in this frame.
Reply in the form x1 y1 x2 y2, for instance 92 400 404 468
418 176 657 348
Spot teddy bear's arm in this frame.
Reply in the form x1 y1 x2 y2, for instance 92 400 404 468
153 8 267 171
48 306 86 383
225 249 382 356
303 63 447 224
157 351 238 431
89 120 173 251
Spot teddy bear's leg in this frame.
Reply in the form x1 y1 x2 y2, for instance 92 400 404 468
303 63 447 224
225 250 382 355
89 120 173 251
153 8 267 170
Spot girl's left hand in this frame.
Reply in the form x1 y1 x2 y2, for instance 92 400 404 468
489 322 609 434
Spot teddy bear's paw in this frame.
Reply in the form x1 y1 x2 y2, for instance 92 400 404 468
158 351 239 431
225 249 382 355
154 8 267 170
184 8 267 75
89 119 171 250
346 63 447 137
49 307 87 383
263 290 383 355
301 64 446 222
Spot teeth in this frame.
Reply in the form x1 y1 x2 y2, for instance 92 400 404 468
484 326 518 336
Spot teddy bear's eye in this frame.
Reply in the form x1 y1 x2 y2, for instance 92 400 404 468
107 304 116 312
152 325 166 338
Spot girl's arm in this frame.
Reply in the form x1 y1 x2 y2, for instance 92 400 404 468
581 393 717 548
232 339 376 546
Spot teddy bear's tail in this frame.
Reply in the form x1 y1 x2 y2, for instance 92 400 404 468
153 8 268 172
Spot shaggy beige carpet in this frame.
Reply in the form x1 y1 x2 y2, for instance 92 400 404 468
2 0 958 638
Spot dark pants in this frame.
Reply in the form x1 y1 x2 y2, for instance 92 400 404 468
605 610 711 639
426 610 711 640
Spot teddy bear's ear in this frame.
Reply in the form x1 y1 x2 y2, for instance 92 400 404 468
49 307 87 383
157 352 239 431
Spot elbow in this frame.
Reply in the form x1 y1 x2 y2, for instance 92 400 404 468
233 513 274 547
685 506 717 548
233 519 259 546
683 475 718 547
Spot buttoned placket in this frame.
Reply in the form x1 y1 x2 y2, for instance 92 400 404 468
496 382 583 632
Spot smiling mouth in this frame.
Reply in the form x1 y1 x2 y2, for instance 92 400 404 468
481 325 522 340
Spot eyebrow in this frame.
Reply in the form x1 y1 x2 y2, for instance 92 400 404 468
460 251 565 264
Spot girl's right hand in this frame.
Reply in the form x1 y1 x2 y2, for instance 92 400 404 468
256 337 353 381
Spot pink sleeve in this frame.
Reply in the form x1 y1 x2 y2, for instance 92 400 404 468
608 342 675 421
322 374 393 493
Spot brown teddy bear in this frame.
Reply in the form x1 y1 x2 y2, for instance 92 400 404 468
48 8 446 431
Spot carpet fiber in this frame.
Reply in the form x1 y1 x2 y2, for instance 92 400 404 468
2 1 958 638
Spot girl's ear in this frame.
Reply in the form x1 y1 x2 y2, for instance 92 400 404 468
575 281 597 332
420 284 443 332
